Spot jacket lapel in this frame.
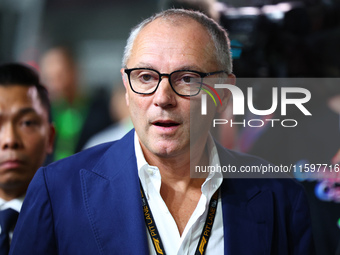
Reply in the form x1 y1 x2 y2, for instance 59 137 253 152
217 144 274 255
80 130 149 255
79 133 274 254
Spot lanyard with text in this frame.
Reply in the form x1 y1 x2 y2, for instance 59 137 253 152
139 180 220 255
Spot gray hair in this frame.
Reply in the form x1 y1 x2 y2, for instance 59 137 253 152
122 9 233 74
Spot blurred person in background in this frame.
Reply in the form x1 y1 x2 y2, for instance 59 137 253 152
83 86 133 149
0 63 55 254
40 46 112 161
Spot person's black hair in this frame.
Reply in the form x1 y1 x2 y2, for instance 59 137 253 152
0 63 52 122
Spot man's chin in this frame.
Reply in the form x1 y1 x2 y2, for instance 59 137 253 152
151 143 189 159
0 176 30 192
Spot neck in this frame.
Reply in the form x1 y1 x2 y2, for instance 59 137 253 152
141 139 210 192
0 188 25 201
140 136 212 235
65 90 77 105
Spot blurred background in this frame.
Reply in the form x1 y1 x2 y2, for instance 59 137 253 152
2 0 340 87
0 0 159 92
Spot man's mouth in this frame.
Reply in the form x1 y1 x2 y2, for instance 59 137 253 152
0 159 24 170
152 121 180 127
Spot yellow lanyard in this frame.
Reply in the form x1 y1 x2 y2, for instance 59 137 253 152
140 180 220 255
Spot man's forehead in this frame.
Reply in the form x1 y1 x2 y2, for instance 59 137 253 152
128 17 216 70
0 85 38 99
0 85 44 115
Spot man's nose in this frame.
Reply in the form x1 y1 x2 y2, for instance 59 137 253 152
153 76 177 108
0 124 21 150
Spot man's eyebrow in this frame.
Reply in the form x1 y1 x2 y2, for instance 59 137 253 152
133 63 156 69
16 107 39 117
0 107 40 123
176 65 202 72
131 63 203 72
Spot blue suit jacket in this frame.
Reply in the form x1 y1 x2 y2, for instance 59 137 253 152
10 130 314 255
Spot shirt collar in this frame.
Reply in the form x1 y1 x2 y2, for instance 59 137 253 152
201 133 223 194
0 195 25 213
135 132 149 173
134 131 223 192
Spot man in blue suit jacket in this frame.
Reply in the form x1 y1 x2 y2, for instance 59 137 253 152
10 9 314 255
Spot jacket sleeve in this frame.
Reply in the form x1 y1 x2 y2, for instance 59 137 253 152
9 167 58 255
289 186 315 255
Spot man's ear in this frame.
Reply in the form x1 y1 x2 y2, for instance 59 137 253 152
216 73 236 113
46 124 56 154
120 68 130 107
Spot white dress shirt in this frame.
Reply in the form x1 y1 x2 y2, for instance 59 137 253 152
135 133 224 255
0 196 24 241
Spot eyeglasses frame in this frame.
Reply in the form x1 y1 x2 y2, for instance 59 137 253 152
124 67 227 97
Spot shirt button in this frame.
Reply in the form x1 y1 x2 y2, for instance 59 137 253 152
147 168 154 175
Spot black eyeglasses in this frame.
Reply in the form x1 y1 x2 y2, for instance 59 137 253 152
124 68 226 97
